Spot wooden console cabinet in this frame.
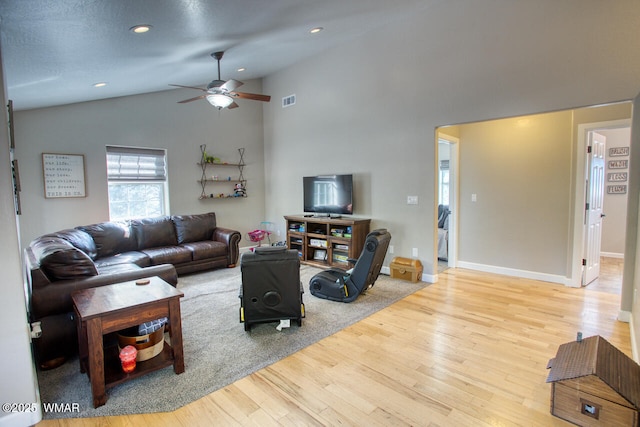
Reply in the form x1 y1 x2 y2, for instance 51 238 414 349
285 215 370 269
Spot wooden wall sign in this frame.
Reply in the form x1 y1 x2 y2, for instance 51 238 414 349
42 153 86 198
607 185 627 194
608 159 628 169
609 146 629 157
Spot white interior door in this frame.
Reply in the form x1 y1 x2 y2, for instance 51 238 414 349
583 131 606 286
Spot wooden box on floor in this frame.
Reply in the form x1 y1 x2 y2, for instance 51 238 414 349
390 257 422 282
546 335 640 426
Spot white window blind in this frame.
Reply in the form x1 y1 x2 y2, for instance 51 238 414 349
106 146 166 181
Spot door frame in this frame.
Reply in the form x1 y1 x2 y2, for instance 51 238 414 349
570 118 630 288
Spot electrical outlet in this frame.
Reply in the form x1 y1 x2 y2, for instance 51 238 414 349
389 245 394 254
412 247 418 257
407 195 418 205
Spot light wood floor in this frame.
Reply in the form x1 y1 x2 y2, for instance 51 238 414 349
38 258 628 427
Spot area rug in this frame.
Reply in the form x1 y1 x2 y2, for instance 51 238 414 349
37 264 426 419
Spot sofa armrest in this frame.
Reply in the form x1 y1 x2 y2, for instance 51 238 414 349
212 227 241 266
24 247 51 290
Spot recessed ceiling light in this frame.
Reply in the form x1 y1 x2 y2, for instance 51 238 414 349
237 67 246 72
309 27 324 34
130 24 152 34
93 82 107 88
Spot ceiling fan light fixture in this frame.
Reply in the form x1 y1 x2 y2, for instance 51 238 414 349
206 93 233 109
130 24 152 34
309 27 324 34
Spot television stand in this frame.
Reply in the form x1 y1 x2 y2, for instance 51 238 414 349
285 215 370 269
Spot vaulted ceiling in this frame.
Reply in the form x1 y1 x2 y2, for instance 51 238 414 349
0 0 431 110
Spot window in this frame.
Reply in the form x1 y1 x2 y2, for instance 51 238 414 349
439 160 450 206
106 146 168 220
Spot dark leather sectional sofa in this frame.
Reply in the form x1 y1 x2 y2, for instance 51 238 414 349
25 212 241 368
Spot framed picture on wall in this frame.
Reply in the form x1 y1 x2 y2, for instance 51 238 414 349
42 153 87 198
7 100 14 150
12 159 21 215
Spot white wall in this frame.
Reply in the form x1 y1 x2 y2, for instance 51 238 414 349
440 106 631 282
263 0 640 277
0 47 42 426
601 127 631 257
14 81 266 246
457 111 573 278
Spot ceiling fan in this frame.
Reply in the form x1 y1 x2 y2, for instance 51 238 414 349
170 51 271 109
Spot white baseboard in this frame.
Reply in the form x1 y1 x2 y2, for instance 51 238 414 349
423 272 437 283
601 251 624 259
381 266 435 283
456 261 568 286
618 310 631 323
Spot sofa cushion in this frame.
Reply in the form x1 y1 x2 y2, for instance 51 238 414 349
172 212 217 244
182 241 228 261
77 221 137 258
131 216 178 249
94 262 143 275
45 229 98 259
94 251 151 269
141 246 192 265
29 236 98 280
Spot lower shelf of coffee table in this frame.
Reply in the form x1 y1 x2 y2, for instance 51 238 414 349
82 342 175 389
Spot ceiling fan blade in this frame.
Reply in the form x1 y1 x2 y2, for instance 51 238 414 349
231 92 271 102
178 95 207 103
169 84 207 92
221 79 243 92
228 102 240 109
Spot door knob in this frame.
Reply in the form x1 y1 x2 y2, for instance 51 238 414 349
601 213 606 218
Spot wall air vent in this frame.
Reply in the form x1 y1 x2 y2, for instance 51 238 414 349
282 94 296 108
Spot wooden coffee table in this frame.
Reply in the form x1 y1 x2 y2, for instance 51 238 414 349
71 276 185 408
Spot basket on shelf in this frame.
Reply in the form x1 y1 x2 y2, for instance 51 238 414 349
117 326 165 362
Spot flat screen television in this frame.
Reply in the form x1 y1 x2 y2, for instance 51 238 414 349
303 174 353 215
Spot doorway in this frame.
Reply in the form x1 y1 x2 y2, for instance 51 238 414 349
575 120 631 288
437 134 458 272
435 103 631 287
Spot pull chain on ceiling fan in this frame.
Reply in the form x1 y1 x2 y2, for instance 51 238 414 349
170 51 271 110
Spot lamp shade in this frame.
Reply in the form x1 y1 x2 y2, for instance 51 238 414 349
206 93 233 109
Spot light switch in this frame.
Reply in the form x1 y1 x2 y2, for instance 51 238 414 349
471 193 477 202
407 195 418 205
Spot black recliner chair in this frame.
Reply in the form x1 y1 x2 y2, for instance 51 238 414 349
309 229 391 302
239 246 305 331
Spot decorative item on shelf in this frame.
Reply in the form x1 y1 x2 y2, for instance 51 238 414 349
202 149 221 164
198 144 246 199
234 183 246 197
